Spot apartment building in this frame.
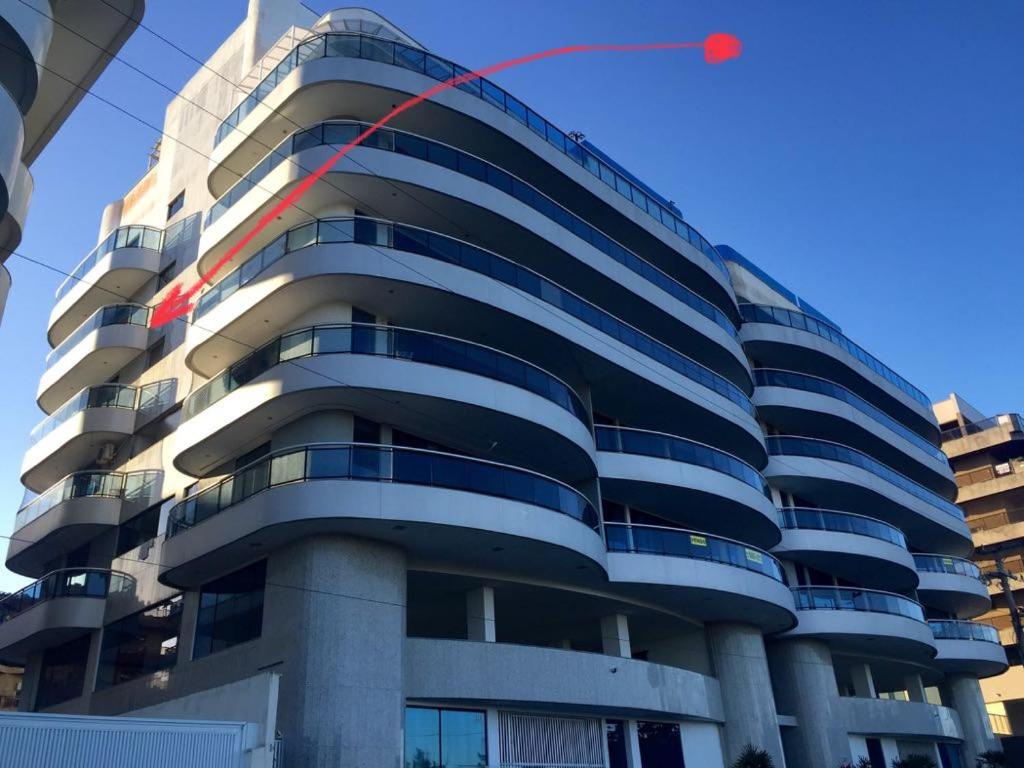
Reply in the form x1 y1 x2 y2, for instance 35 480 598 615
0 0 145 322
935 393 1024 739
0 3 1006 766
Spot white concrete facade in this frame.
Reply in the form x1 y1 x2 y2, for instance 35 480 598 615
0 3 1003 768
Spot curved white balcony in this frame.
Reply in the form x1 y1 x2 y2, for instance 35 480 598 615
48 226 163 346
765 436 972 556
406 637 723 722
186 218 765 466
175 323 595 481
6 469 162 576
837 697 962 742
0 0 53 112
0 161 31 258
752 368 955 497
0 569 134 664
0 85 25 235
21 384 138 492
740 304 938 441
159 443 604 588
595 426 779 548
928 620 1008 679
207 33 737 317
786 586 936 664
37 304 150 413
775 507 918 592
914 555 991 619
604 523 795 633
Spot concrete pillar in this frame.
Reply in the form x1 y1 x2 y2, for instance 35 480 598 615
601 614 632 658
19 652 43 712
768 639 848 768
850 663 876 698
266 535 407 768
466 586 496 642
625 719 643 768
904 674 927 703
942 674 999 766
707 623 786 767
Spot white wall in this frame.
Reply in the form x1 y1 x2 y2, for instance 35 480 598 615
681 721 725 767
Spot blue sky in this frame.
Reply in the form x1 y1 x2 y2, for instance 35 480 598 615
0 0 1020 591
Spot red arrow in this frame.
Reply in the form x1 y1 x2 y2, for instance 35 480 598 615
150 33 742 328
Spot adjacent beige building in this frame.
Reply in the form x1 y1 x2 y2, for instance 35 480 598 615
935 393 1024 735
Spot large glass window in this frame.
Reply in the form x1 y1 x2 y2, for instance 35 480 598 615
36 634 91 709
96 595 183 690
114 502 163 557
405 706 486 768
638 721 685 767
193 560 266 659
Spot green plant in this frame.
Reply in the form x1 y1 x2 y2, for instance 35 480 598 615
731 744 775 768
891 755 937 768
977 750 1008 768
839 759 873 768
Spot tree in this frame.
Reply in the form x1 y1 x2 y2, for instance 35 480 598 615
731 744 775 768
976 751 1008 768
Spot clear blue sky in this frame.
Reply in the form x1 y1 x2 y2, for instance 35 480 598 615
1 0 1020 591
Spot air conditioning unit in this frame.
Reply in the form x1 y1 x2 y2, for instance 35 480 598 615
96 442 117 466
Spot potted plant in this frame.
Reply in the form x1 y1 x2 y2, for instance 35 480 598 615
731 744 775 768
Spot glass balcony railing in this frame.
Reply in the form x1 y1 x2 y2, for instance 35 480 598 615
207 118 737 330
193 217 753 417
166 442 600 538
791 586 925 622
766 436 964 521
14 469 162 531
929 620 1000 644
913 554 983 581
753 369 945 462
778 506 907 549
212 33 729 279
595 425 769 497
0 569 135 624
45 304 149 370
605 522 784 581
55 226 163 302
29 379 176 446
183 323 589 424
739 304 931 409
940 414 1024 442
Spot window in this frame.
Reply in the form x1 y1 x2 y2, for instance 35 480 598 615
157 262 177 291
145 338 166 369
96 595 183 690
166 191 185 220
36 634 91 709
405 706 486 768
235 442 270 471
193 560 266 659
115 502 162 557
637 721 685 767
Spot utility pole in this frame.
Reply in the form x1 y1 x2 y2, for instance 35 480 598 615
986 552 1024 664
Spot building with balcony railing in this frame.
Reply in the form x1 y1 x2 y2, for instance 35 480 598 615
0 0 144 324
935 392 1024 743
0 3 1002 767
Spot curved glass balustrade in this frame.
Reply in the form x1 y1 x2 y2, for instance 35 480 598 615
208 118 737 326
45 304 149 370
55 226 163 302
929 620 1000 643
166 442 599 538
212 33 728 278
184 323 589 423
754 369 945 461
15 470 162 531
0 569 135 624
29 379 176 446
766 436 964 521
30 384 136 445
913 554 983 580
791 586 925 622
193 217 752 416
778 507 907 549
739 304 930 409
941 413 1024 442
605 522 784 582
595 425 769 496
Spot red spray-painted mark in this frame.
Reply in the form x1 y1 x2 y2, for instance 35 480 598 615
151 33 742 327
